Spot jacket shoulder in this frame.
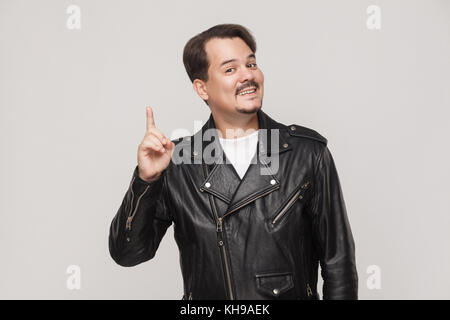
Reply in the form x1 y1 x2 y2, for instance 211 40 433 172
171 136 190 146
286 124 328 145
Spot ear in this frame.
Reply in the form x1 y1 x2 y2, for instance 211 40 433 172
193 79 209 101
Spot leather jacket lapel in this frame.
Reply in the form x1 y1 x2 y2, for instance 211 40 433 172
196 109 292 216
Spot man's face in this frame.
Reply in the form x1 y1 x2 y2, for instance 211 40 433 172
200 37 264 115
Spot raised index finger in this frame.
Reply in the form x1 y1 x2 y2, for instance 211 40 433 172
146 106 156 131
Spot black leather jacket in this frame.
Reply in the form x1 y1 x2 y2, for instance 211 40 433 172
109 109 358 300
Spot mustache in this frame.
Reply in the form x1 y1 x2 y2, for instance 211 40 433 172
236 81 259 95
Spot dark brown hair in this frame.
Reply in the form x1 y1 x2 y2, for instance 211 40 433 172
183 24 257 83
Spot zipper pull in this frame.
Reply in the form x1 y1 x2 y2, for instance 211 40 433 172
125 216 132 231
188 292 193 300
306 283 313 297
216 217 223 232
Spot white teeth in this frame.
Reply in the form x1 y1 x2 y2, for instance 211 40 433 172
238 89 256 96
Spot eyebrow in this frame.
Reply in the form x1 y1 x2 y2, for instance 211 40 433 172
220 53 256 67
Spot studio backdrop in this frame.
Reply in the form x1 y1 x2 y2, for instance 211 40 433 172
1 0 449 299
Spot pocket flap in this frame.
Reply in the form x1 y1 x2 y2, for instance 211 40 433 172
255 272 294 297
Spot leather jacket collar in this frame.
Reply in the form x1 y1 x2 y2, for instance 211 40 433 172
180 109 293 216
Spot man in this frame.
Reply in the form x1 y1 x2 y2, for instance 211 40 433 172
109 24 358 300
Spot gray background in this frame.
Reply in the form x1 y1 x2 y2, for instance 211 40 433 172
1 0 449 299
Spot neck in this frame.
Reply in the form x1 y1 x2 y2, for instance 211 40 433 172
211 109 259 139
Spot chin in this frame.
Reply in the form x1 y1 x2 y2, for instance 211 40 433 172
236 102 262 114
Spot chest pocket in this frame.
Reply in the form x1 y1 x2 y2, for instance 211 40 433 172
269 178 311 228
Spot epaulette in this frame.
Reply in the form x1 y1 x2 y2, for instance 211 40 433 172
287 124 328 145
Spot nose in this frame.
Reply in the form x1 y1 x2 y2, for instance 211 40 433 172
237 65 255 83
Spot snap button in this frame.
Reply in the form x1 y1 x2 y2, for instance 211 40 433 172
270 179 276 185
273 288 279 295
290 125 296 131
205 182 211 188
283 143 288 148
126 237 131 242
193 150 198 156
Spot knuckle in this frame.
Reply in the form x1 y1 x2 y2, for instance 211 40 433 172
144 133 158 142
139 142 151 149
149 136 161 145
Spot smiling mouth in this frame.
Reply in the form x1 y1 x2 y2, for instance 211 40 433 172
237 87 257 96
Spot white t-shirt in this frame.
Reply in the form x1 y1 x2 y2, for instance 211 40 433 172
218 130 259 180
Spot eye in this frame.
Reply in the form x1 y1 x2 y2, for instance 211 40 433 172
248 63 257 68
225 68 235 73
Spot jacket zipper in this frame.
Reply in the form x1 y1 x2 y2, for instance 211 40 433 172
125 177 151 231
301 179 314 298
214 185 281 300
271 179 310 226
202 163 235 300
306 283 313 297
271 188 302 225
300 232 314 299
126 176 136 230
216 217 234 300
223 185 281 217
202 164 280 300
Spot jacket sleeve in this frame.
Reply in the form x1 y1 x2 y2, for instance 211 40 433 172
310 145 358 299
109 165 173 267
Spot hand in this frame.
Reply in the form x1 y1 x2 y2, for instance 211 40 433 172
137 106 175 182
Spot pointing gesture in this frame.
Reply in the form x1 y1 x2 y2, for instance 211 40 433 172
137 106 175 182
146 106 156 130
